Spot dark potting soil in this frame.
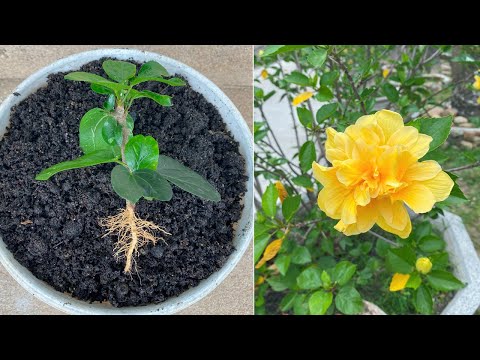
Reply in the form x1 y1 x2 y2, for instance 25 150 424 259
0 59 247 307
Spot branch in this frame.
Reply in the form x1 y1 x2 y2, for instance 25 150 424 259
368 230 399 247
446 161 480 172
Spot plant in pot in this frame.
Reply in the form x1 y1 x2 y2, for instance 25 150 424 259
0 49 252 314
254 45 480 315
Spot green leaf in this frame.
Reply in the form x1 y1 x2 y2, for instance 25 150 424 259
138 61 170 78
282 195 301 222
292 175 313 189
103 94 115 111
130 76 186 87
408 116 452 152
406 272 422 290
307 48 327 68
332 261 357 286
128 89 172 107
91 83 113 95
293 294 309 315
315 87 334 102
316 103 338 123
321 270 332 288
321 71 339 86
451 54 478 63
262 183 278 218
413 285 433 315
296 107 314 128
309 290 333 315
254 129 268 143
426 270 464 291
254 87 264 99
299 141 316 173
35 150 119 181
64 72 128 93
382 83 399 102
125 135 159 171
254 233 270 263
133 169 173 201
156 155 220 202
261 45 310 57
101 117 123 146
102 60 137 83
418 235 445 253
321 236 334 256
275 255 291 276
110 165 144 203
291 246 312 265
444 172 468 201
386 246 416 273
285 71 310 86
335 286 364 315
280 292 297 312
297 267 322 290
79 108 120 155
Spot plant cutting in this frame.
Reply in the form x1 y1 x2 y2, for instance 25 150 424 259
35 59 221 273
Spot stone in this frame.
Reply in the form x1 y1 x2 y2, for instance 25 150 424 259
454 116 469 125
460 140 474 149
464 132 476 141
427 106 444 118
474 136 480 144
441 107 458 116
462 123 475 128
361 301 386 315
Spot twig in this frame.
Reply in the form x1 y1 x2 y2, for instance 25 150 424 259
300 223 316 243
368 230 399 247
294 219 323 228
446 161 480 172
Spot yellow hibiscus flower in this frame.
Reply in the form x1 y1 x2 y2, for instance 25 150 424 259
312 110 453 238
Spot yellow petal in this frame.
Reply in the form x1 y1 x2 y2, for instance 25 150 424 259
292 92 313 106
255 239 283 269
403 160 442 182
375 109 404 142
312 162 337 187
261 69 268 79
376 211 412 238
255 276 265 285
409 134 433 159
376 198 409 231
391 183 436 213
416 257 432 275
336 159 364 187
382 68 390 78
317 185 351 219
419 171 454 202
356 114 376 127
354 184 371 206
389 273 410 291
341 192 357 225
387 126 419 149
275 181 288 203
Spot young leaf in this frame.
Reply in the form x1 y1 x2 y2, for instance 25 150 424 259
408 116 452 152
156 155 221 202
137 61 170 78
385 246 416 273
413 285 433 315
134 169 173 201
130 76 186 87
64 72 128 93
332 261 357 286
382 83 399 102
110 165 144 204
315 87 334 102
91 83 113 95
102 117 123 146
309 290 333 315
103 94 115 111
307 48 327 68
35 150 119 181
316 103 338 123
426 270 464 291
102 60 137 83
297 267 322 290
261 45 310 57
296 107 314 128
282 195 301 222
128 89 172 107
262 183 278 218
79 108 120 154
125 135 159 171
405 272 422 290
334 286 364 315
285 71 310 87
299 141 316 173
418 235 445 253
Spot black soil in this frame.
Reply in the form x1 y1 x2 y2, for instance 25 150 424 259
0 59 247 307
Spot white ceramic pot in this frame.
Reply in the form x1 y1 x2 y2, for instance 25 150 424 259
0 49 253 314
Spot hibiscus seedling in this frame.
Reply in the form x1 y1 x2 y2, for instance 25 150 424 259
36 60 221 273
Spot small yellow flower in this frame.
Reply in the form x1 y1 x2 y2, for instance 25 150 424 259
382 68 390 78
292 91 313 106
416 257 432 274
275 181 288 203
258 49 264 57
255 238 283 268
389 273 410 292
473 75 480 90
256 276 265 285
312 110 454 238
261 69 268 79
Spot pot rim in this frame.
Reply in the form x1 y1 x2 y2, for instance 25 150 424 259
0 48 253 315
